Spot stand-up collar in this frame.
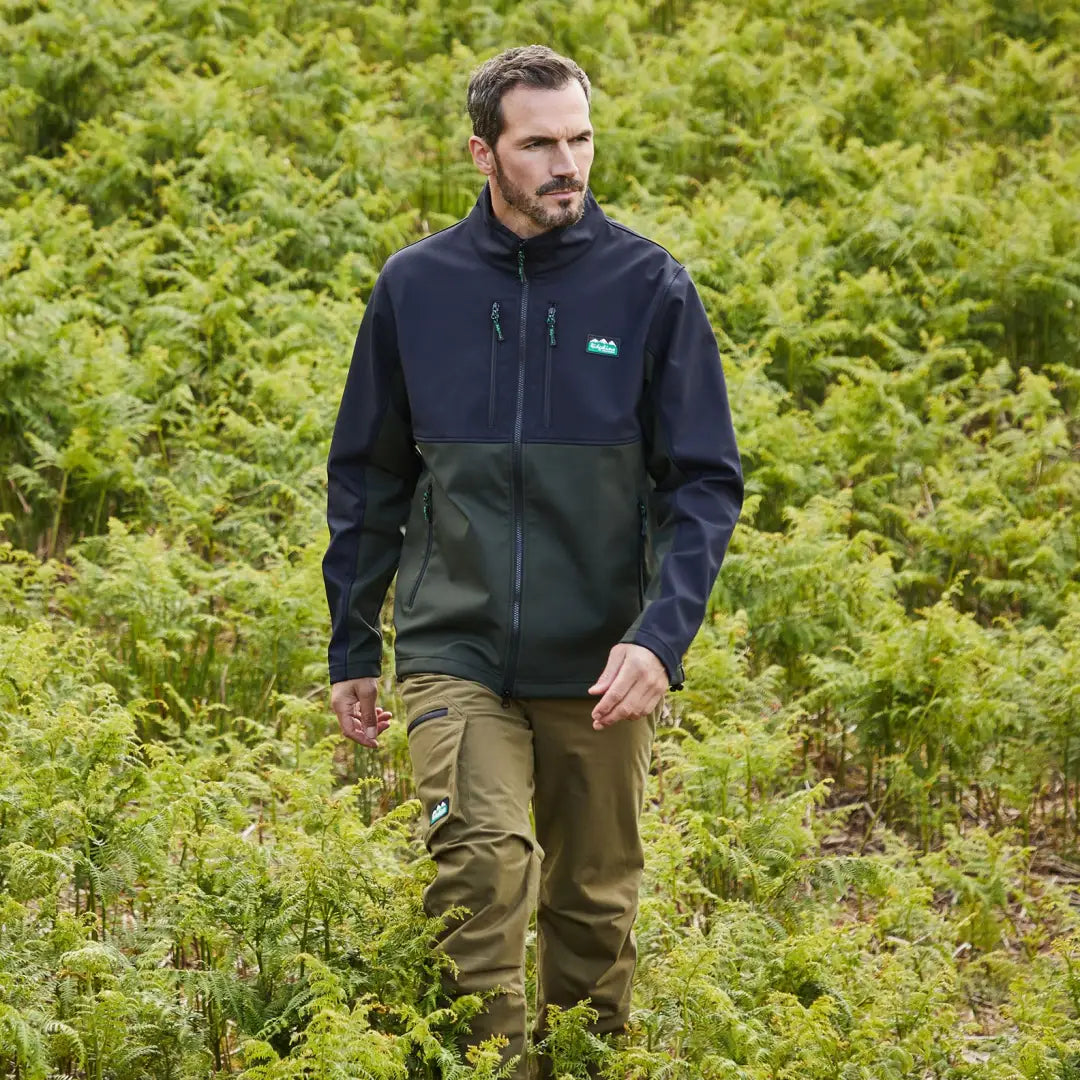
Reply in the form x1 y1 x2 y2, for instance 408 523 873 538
465 182 604 277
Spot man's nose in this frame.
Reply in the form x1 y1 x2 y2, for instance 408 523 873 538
551 139 578 176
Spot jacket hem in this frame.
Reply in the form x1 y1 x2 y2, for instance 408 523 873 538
395 655 504 696
394 655 610 699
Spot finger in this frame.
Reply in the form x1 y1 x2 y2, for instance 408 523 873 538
591 663 637 723
350 700 383 747
594 694 640 728
339 711 379 748
588 647 625 696
351 714 390 737
593 654 667 725
334 704 354 737
359 714 381 745
596 686 659 729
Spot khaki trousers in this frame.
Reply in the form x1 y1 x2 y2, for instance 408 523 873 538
398 673 658 1080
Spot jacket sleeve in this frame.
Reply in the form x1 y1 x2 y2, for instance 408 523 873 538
322 269 420 684
620 265 744 688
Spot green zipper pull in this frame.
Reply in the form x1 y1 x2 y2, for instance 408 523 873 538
490 301 504 342
546 303 557 347
517 245 526 283
423 484 433 521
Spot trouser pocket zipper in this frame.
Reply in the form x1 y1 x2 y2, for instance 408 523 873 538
407 706 448 735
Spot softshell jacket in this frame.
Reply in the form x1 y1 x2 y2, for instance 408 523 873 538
323 183 743 700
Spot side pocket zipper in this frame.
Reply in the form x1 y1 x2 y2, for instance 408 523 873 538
407 481 434 609
637 497 647 608
407 706 448 736
489 301 504 427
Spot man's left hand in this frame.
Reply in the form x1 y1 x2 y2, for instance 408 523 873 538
588 643 667 729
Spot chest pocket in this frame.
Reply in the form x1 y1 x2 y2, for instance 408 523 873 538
535 303 638 443
489 300 505 428
542 301 558 428
487 297 516 430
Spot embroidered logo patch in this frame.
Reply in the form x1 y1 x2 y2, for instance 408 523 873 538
430 797 450 825
585 335 620 357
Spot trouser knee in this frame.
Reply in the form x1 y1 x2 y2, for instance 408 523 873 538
425 828 538 993
425 829 536 1080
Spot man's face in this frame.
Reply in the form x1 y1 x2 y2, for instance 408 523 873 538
473 80 594 238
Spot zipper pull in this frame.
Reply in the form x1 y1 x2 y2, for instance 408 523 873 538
490 301 504 342
638 498 647 536
517 245 526 283
423 484 433 521
546 303 557 347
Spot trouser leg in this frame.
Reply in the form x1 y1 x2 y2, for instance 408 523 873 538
399 674 539 1080
526 697 658 1077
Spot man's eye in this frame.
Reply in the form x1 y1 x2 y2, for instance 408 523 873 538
523 137 587 149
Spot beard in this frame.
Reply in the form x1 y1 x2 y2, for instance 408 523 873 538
492 151 586 232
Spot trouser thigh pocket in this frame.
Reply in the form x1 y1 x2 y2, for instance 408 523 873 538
405 699 468 849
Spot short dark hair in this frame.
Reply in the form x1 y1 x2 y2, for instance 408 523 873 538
467 45 591 150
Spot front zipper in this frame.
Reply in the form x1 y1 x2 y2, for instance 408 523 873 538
501 245 529 705
406 481 434 609
489 301 504 427
637 497 648 608
406 706 448 736
543 302 557 428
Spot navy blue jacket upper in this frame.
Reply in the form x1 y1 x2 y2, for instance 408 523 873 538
323 182 743 698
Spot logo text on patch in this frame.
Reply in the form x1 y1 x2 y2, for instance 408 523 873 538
585 336 620 357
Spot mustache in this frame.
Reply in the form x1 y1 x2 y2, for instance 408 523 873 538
537 181 583 195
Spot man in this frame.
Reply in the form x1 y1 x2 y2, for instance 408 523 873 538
322 45 742 1079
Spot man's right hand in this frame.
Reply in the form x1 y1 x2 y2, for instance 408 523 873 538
330 677 393 749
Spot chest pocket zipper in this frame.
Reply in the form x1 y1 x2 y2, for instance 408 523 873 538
489 301 504 427
544 302 557 428
407 481 435 609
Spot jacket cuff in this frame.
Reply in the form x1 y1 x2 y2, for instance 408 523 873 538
328 663 381 685
621 628 685 691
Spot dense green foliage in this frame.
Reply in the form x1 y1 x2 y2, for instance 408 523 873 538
2 0 1079 1075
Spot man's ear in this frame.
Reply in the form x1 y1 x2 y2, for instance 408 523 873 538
468 135 496 177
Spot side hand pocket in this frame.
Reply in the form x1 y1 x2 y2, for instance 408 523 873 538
406 702 467 849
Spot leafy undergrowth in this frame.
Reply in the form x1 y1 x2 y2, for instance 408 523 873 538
2 614 1078 1077
3 0 1080 1075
